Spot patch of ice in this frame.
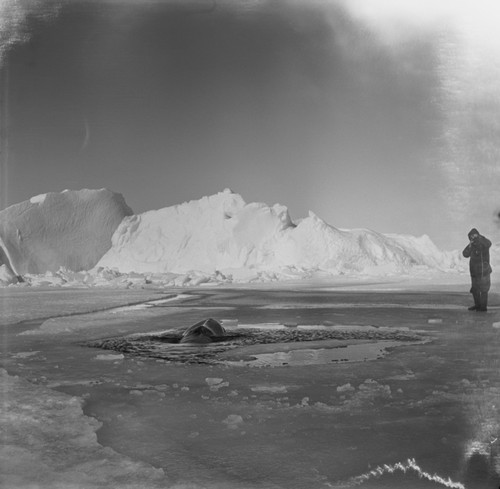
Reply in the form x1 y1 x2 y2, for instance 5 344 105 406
259 303 465 310
210 382 229 392
19 294 189 336
205 378 229 391
107 294 191 314
0 369 167 488
220 319 239 327
222 414 244 429
297 325 329 330
237 323 286 330
387 371 417 381
108 293 193 312
109 304 151 314
148 294 192 304
250 385 289 394
337 383 355 393
94 353 124 361
205 377 224 386
12 351 40 359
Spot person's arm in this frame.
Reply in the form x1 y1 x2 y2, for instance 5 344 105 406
463 244 472 258
477 235 492 249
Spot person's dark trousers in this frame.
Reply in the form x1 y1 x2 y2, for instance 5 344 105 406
469 288 481 310
479 291 488 311
470 275 490 312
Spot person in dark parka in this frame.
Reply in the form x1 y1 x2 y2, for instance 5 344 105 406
462 228 492 312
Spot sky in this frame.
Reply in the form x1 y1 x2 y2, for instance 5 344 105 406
1 0 500 250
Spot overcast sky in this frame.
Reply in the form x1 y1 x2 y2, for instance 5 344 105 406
1 0 499 249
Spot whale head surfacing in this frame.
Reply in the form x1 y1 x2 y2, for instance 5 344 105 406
180 318 226 344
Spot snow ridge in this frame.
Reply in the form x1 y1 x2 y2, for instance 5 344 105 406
97 189 462 278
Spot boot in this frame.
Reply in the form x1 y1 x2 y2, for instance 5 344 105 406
477 291 488 312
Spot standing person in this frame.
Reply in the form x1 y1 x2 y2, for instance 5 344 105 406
462 228 492 312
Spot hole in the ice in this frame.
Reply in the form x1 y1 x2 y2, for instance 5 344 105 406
86 320 427 366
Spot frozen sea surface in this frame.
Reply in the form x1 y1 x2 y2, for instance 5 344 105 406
2 280 500 489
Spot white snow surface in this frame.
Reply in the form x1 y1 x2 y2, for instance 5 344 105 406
29 193 47 204
97 189 464 279
0 188 478 286
0 188 132 275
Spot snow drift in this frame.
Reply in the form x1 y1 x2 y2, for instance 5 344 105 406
97 189 462 279
0 189 132 276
